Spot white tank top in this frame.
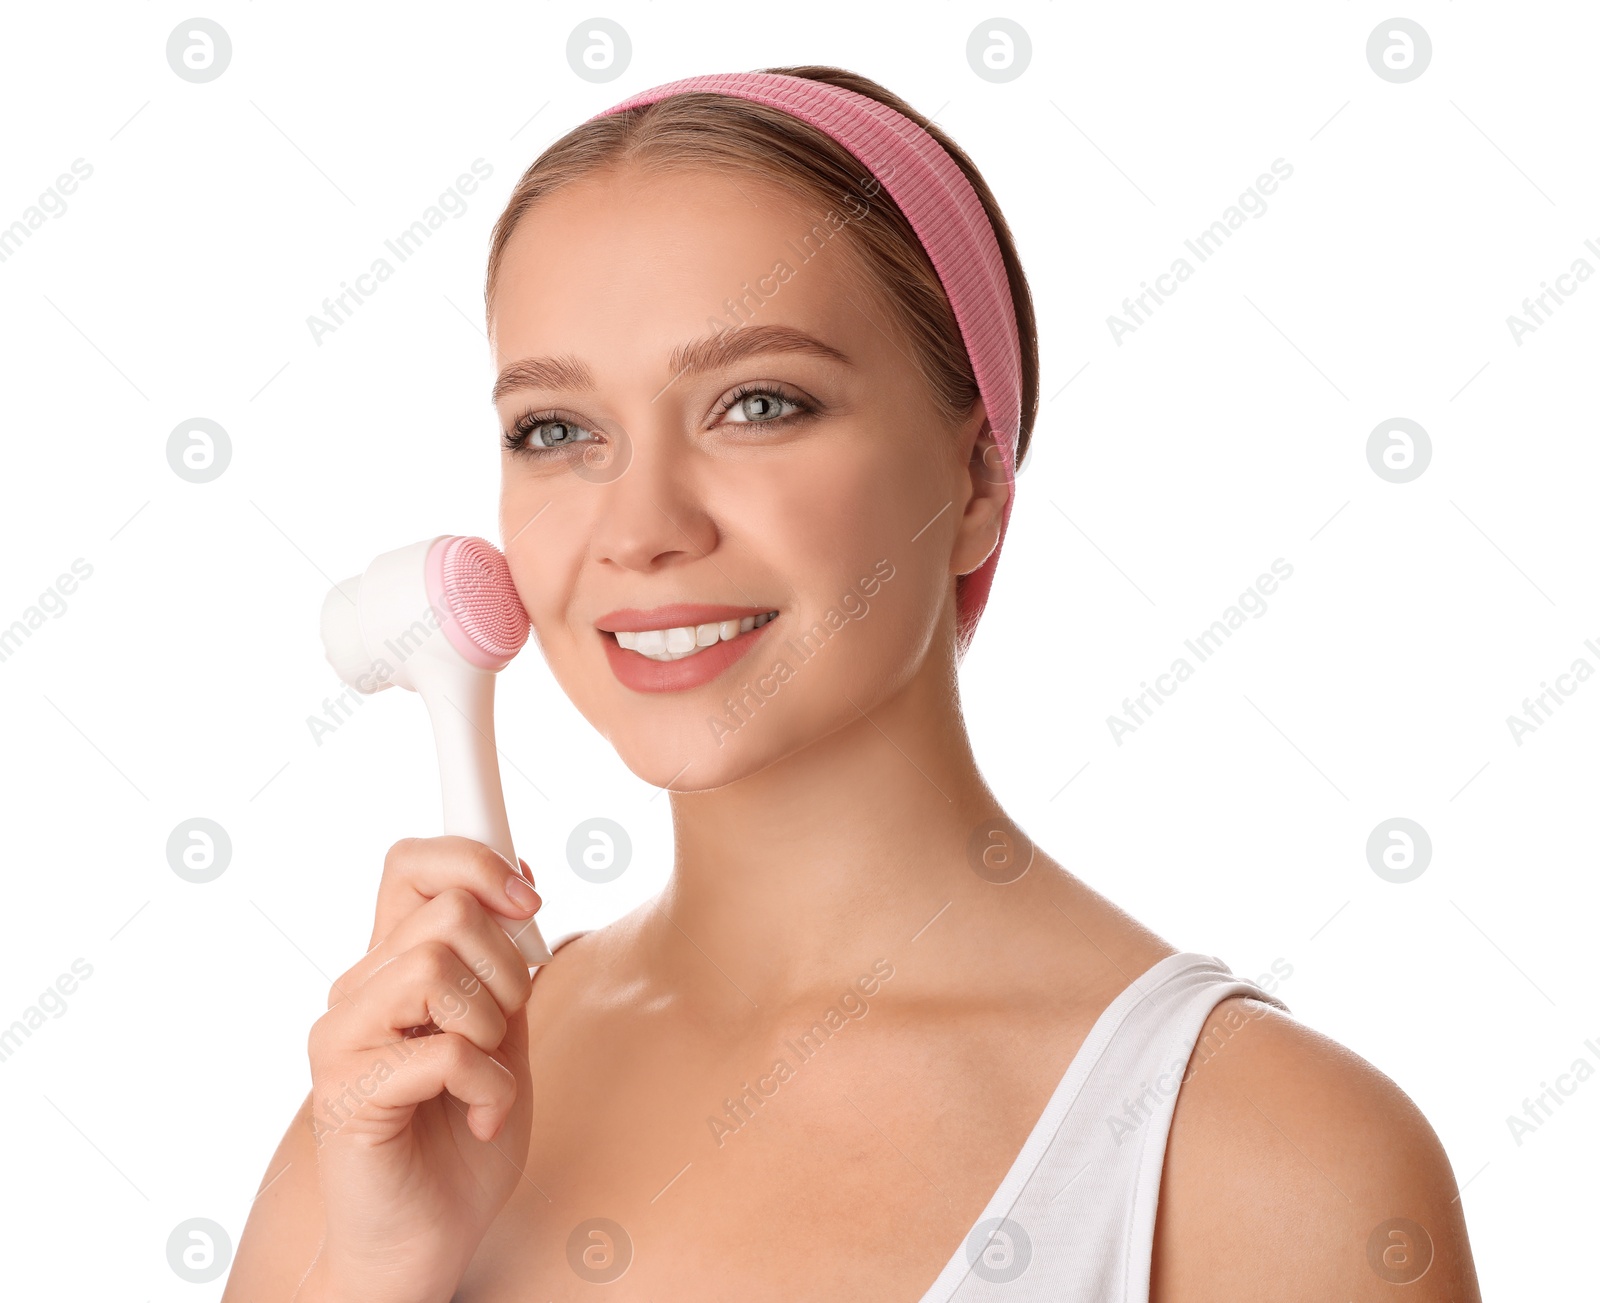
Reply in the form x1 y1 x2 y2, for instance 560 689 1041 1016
536 935 1288 1301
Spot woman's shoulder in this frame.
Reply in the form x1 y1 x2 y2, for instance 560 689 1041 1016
1151 996 1482 1302
520 905 655 1028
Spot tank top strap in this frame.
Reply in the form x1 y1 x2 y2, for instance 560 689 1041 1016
924 952 1290 1302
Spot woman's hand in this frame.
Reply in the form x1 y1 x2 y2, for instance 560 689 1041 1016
301 836 544 1303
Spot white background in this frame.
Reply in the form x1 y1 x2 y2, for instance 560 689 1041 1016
1 2 1594 1297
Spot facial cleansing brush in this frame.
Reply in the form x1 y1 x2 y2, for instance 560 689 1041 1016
319 535 554 966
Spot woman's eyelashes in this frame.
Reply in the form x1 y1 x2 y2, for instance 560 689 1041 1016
501 410 593 456
714 383 815 426
502 382 817 457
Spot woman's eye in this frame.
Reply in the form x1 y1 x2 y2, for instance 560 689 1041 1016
503 413 596 456
530 419 591 448
719 386 810 425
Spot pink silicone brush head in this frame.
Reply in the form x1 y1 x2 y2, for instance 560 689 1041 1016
425 535 531 672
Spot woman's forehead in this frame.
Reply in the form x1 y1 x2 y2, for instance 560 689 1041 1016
491 168 894 379
501 166 870 293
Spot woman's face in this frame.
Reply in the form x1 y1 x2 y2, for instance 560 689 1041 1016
490 162 996 789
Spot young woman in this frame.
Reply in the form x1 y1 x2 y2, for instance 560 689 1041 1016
228 66 1483 1301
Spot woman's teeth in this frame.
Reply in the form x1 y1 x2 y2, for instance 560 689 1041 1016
615 612 778 661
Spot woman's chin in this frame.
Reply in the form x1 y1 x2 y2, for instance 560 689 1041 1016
611 730 786 794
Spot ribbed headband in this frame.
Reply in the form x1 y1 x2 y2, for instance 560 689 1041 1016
587 71 1022 660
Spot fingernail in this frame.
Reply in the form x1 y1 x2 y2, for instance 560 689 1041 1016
504 873 539 913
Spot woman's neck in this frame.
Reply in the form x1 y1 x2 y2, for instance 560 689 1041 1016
646 656 1016 1011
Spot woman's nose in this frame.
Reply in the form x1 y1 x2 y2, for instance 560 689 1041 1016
585 423 718 574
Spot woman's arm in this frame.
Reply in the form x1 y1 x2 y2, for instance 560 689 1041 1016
223 1087 327 1299
1151 998 1482 1302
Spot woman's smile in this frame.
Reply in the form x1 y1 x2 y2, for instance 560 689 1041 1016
600 607 781 693
592 601 783 692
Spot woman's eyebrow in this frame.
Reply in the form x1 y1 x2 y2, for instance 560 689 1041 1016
491 324 852 403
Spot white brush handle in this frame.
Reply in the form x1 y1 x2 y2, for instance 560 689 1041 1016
416 660 554 966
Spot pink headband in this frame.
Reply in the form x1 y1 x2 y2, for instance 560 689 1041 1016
587 71 1022 660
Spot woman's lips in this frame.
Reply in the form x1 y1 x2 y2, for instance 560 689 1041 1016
602 616 778 693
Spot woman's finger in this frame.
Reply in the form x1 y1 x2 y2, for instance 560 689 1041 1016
368 835 540 955
333 886 536 1020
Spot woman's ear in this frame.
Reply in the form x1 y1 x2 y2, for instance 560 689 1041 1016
950 404 1011 579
